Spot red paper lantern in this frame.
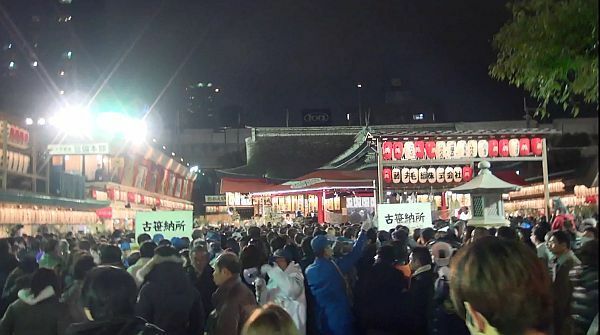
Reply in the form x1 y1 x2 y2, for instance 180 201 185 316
382 142 393 160
383 168 392 184
425 141 436 159
463 166 473 182
531 137 543 156
393 142 403 160
519 138 531 156
415 141 425 159
23 131 29 145
127 192 136 203
107 189 115 200
156 198 161 207
499 139 510 157
488 139 499 157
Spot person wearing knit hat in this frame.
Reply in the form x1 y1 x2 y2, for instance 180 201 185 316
305 219 372 335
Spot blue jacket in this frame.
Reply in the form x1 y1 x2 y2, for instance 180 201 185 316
305 230 366 335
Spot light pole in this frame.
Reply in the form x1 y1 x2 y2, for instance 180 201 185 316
357 83 363 126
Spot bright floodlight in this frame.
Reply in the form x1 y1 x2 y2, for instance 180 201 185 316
190 165 199 173
37 118 46 126
125 119 147 144
25 118 33 125
52 105 92 137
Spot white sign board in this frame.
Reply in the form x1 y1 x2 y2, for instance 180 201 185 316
48 143 110 155
205 195 226 203
285 178 323 189
377 203 432 230
135 211 193 240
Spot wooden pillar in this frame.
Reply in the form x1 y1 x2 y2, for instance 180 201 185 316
318 190 325 224
542 138 550 217
376 138 384 204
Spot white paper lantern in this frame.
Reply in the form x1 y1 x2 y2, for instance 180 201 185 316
453 166 463 182
445 141 456 159
401 168 410 184
418 167 428 183
455 140 466 159
404 141 416 160
427 167 436 184
392 168 401 184
509 138 520 157
436 141 446 159
477 140 489 158
436 167 445 183
466 140 478 157
445 166 454 183
409 168 419 184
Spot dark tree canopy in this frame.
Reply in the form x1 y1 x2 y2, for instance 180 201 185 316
490 0 598 117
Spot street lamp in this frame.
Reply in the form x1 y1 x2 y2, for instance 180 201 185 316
357 83 363 126
25 118 33 126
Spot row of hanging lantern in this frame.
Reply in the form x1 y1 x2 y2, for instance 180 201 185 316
0 151 31 174
0 207 98 225
383 165 474 184
381 137 544 161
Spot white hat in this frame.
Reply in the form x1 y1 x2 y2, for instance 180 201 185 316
431 241 452 267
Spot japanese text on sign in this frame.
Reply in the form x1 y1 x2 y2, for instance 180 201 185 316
135 211 193 240
377 203 432 230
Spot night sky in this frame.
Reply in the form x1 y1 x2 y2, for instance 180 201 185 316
9 0 579 127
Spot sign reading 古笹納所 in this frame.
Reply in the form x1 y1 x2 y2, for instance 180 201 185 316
377 203 432 230
135 211 193 240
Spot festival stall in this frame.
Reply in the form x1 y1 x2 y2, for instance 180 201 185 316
221 170 376 225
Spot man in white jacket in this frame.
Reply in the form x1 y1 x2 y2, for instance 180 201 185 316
255 248 307 335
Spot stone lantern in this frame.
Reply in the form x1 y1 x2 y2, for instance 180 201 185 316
451 160 520 227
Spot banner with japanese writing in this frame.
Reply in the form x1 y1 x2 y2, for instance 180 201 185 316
377 203 432 230
135 211 193 240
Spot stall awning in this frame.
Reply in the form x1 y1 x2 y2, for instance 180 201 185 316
0 191 111 210
221 170 377 196
220 178 284 194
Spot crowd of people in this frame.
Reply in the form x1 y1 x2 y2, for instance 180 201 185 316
0 213 597 335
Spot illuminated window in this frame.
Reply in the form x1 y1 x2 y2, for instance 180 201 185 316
31 61 38 67
8 61 15 70
59 70 65 76
66 51 72 59
412 113 424 120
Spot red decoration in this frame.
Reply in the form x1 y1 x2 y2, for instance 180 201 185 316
382 142 393 160
462 166 473 182
156 198 161 207
415 141 425 159
127 192 136 203
488 139 499 157
393 142 403 160
499 139 510 157
140 195 145 205
531 138 543 156
425 141 436 159
383 168 392 184
519 138 531 156
107 189 115 200
96 207 113 219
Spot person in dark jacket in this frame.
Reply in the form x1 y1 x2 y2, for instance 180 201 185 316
206 252 257 335
66 266 164 335
570 239 598 335
549 230 580 335
0 268 68 335
61 255 96 324
135 245 205 335
186 243 217 320
408 246 435 335
354 245 411 334
0 240 18 299
0 254 37 317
